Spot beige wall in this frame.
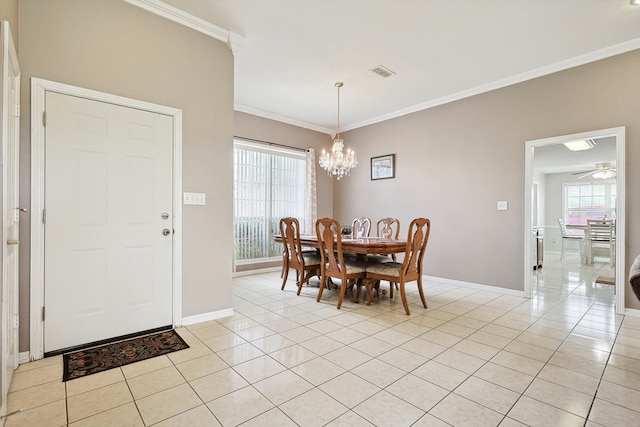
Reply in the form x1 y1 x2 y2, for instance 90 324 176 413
0 0 19 47
18 0 235 351
234 111 334 219
335 49 640 309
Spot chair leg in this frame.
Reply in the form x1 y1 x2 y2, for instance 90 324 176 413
281 267 289 290
337 278 349 310
296 272 305 296
560 240 565 260
417 277 428 309
399 282 410 315
316 274 327 302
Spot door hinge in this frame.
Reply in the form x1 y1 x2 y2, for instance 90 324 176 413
15 103 20 117
43 111 46 126
42 306 45 322
42 209 46 224
13 314 19 328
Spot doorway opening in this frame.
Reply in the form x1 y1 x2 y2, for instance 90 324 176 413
523 127 625 314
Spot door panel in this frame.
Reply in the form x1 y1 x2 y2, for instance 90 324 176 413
44 92 173 353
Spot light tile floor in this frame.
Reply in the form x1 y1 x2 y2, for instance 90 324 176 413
6 252 640 426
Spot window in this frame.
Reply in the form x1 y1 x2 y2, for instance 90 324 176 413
564 182 616 225
233 140 308 263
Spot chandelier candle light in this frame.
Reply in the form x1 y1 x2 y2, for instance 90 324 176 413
319 82 358 179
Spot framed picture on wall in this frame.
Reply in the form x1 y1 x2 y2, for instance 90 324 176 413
371 154 395 180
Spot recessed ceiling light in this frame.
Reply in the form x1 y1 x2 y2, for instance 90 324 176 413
563 139 596 151
371 65 396 78
631 0 639 5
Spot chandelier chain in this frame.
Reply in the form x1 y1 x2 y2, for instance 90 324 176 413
335 82 342 139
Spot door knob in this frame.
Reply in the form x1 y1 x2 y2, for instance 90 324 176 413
162 228 171 236
6 240 19 245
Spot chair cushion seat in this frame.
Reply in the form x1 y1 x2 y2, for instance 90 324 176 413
303 254 322 266
366 262 402 277
343 260 366 274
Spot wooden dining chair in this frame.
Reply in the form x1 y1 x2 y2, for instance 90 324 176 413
279 217 321 295
316 218 367 309
375 217 400 258
365 218 431 315
371 217 402 295
377 217 400 240
351 217 372 238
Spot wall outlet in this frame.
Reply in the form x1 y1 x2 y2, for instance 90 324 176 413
497 201 508 211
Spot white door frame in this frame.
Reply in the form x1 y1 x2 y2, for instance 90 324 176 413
29 78 183 360
0 21 19 417
523 126 626 314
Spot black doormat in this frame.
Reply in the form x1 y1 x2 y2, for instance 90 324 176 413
63 329 189 381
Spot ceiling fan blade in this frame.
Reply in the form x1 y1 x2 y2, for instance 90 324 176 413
576 170 596 179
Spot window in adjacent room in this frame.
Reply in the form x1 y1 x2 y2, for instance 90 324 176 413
233 139 307 264
563 181 616 225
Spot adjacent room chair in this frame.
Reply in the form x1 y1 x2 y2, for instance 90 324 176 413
316 218 367 309
585 219 615 267
558 218 583 260
351 217 372 238
365 218 431 315
279 217 321 294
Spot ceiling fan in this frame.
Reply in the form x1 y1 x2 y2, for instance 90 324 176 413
573 162 616 180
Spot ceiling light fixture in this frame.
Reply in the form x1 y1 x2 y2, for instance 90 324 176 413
631 0 639 5
319 82 358 180
592 169 616 180
563 139 596 151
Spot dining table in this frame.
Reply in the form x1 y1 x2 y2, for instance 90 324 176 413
293 235 407 257
274 234 408 304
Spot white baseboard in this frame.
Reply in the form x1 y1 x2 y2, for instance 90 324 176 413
233 266 280 277
18 351 30 364
624 308 640 318
181 308 234 326
423 275 525 297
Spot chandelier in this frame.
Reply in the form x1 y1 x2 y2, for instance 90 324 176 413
319 82 358 180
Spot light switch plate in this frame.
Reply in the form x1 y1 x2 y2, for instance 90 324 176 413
497 200 508 211
184 192 206 205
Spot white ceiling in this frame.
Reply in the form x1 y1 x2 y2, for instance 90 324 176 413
533 137 616 174
160 0 640 134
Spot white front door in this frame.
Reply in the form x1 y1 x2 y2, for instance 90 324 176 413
44 92 174 353
0 21 19 414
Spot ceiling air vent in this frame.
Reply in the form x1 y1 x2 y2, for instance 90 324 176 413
371 65 396 78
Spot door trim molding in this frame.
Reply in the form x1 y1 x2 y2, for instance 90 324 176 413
523 126 625 314
29 78 183 360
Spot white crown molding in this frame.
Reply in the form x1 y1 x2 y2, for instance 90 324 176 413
234 104 333 135
339 38 640 132
235 38 640 134
123 0 246 55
